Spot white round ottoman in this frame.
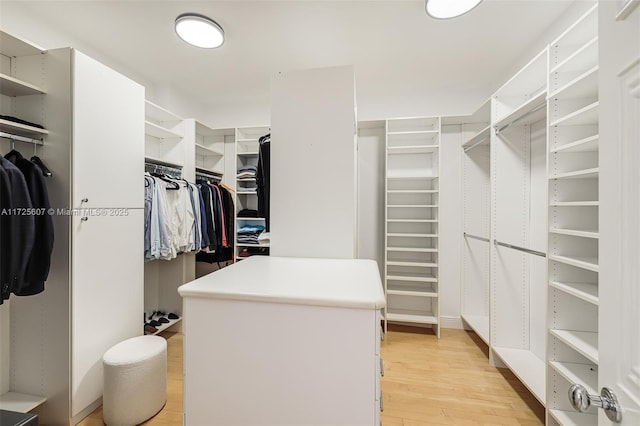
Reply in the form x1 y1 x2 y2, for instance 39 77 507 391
102 335 167 426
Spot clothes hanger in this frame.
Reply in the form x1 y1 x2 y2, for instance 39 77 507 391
31 142 52 177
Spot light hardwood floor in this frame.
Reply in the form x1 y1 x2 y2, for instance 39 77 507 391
78 327 544 425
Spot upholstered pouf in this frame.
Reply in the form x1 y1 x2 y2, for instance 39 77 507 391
102 335 167 426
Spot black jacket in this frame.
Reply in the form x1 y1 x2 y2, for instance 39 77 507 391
256 135 271 230
0 157 35 302
5 150 54 296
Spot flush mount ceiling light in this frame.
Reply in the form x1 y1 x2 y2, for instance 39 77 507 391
425 0 483 19
175 13 224 49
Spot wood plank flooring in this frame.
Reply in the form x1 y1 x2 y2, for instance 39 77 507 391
78 327 544 425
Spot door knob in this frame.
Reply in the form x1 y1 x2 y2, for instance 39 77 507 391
568 384 622 423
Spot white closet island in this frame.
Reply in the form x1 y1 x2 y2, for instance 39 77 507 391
178 256 385 426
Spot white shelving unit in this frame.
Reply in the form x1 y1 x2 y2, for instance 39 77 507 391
490 46 548 405
235 126 270 261
144 100 184 167
193 122 229 176
0 29 48 415
384 117 440 337
454 100 492 345
546 5 599 425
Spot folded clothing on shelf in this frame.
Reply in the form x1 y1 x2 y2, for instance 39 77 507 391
237 165 257 179
238 224 265 234
0 115 45 129
258 232 270 243
238 209 259 218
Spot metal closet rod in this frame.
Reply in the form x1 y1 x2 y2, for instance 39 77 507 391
0 131 44 146
145 161 182 178
463 232 490 243
495 102 546 135
493 239 546 258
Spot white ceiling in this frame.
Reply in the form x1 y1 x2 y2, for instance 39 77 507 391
2 0 576 122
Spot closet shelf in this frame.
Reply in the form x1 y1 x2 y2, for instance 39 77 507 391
195 143 223 157
387 190 439 194
549 361 598 395
387 130 438 136
461 315 489 345
548 66 598 100
493 91 547 130
386 175 438 180
145 100 183 123
549 168 599 180
237 151 259 156
237 243 270 248
550 201 599 207
237 217 266 221
549 228 599 239
491 347 545 405
387 219 438 223
145 121 182 140
386 274 437 283
386 261 437 268
237 178 256 182
385 309 438 325
144 156 183 168
0 31 45 57
0 391 46 413
549 409 597 426
387 145 439 154
0 119 49 138
550 281 599 305
387 233 438 238
462 125 491 149
236 138 259 143
548 255 599 272
150 317 182 335
386 284 437 298
549 329 599 364
550 101 599 127
237 191 257 195
0 73 47 96
386 247 438 253
387 205 438 208
551 135 599 153
550 36 598 75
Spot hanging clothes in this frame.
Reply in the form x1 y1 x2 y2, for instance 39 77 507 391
256 133 271 230
195 181 234 263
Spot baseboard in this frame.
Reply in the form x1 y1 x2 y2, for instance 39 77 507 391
439 315 464 329
71 397 102 425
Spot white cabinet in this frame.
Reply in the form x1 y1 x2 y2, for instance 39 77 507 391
178 256 384 426
384 116 441 337
71 210 143 416
73 51 144 209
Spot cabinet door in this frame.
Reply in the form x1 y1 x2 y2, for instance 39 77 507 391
72 50 144 208
70 209 143 417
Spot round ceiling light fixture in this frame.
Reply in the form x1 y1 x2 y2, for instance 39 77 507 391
425 0 483 19
175 13 224 49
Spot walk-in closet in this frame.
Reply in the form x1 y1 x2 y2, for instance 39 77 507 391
0 1 638 425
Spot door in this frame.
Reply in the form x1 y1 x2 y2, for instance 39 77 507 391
72 49 144 209
597 1 640 424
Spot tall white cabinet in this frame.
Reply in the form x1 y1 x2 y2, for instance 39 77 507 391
384 117 441 337
0 34 144 425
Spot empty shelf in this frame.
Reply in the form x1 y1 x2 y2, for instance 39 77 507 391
237 151 259 156
548 66 598 99
387 219 438 223
550 201 599 207
386 309 438 325
386 175 439 180
387 205 438 208
386 274 437 283
237 191 257 195
548 255 598 272
549 409 597 426
387 233 438 238
494 91 547 130
549 329 598 364
387 130 438 136
0 119 49 138
0 391 46 413
145 121 182 139
550 228 599 239
386 283 437 298
195 143 223 156
550 281 598 305
550 36 598 74
461 314 489 345
491 347 545 404
145 100 183 123
386 247 438 253
462 125 491 149
386 261 437 268
549 361 598 395
549 168 599 180
550 102 599 127
387 190 439 194
551 135 599 153
0 73 46 96
387 145 439 154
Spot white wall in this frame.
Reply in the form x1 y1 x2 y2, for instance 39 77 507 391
270 66 357 259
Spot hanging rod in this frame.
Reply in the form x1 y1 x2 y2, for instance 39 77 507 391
493 239 546 258
463 136 490 153
195 168 223 181
463 232 490 243
145 159 182 179
0 131 44 146
495 102 547 135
